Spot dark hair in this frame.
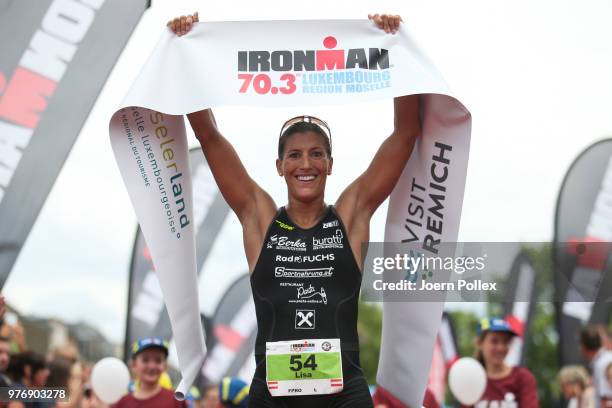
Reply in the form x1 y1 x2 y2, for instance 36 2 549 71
6 351 47 383
580 326 602 351
278 122 331 159
46 357 73 388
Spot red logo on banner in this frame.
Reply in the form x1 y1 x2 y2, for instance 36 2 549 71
567 236 611 270
0 68 57 129
213 325 245 352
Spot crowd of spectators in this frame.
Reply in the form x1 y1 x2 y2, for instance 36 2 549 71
9 292 612 408
0 295 245 407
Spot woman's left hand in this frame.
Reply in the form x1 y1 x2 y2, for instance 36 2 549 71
368 13 402 34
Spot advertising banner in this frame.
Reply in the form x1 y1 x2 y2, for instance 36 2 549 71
0 0 149 288
554 139 612 365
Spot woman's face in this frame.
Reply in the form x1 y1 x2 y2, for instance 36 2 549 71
478 331 513 367
277 131 332 202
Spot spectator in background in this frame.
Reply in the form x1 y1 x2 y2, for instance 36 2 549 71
606 329 612 351
218 377 248 408
0 336 12 408
82 384 110 408
201 383 220 408
603 362 612 407
46 357 71 389
0 315 26 355
185 386 202 408
559 365 595 408
6 351 51 408
113 337 185 408
46 357 84 408
469 317 539 408
580 326 612 408
6 351 50 389
0 336 11 376
0 296 6 317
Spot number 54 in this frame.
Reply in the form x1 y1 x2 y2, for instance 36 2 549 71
289 354 318 371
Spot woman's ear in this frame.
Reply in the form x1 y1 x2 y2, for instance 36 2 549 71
276 158 283 177
328 157 333 175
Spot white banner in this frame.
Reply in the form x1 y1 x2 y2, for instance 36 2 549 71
109 19 471 404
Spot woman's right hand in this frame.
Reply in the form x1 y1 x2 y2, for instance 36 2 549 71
167 11 199 36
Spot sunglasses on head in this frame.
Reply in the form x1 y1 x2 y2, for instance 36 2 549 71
279 115 332 152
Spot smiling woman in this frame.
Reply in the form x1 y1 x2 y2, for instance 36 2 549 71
168 11 417 408
276 118 333 207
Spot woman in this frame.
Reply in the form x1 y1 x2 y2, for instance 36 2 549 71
168 12 418 408
469 318 539 408
559 365 594 408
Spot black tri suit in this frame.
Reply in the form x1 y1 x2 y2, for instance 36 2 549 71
249 206 373 407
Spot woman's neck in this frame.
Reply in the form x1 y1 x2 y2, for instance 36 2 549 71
285 199 327 228
486 362 512 379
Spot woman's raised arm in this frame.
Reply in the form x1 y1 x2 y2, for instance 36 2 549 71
337 15 420 226
167 13 276 226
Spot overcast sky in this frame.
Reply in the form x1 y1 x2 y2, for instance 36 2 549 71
5 0 612 344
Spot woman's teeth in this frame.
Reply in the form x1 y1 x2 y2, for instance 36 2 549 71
297 175 315 181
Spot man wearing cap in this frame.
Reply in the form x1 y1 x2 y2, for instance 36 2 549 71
468 318 539 408
114 337 186 408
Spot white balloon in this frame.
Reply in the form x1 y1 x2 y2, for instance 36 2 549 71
91 357 131 404
448 357 487 405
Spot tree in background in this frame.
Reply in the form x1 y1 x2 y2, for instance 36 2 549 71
524 244 560 406
358 300 383 384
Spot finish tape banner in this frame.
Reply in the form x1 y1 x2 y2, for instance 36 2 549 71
109 20 471 404
125 147 230 360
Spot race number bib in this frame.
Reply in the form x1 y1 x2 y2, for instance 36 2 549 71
265 338 343 396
